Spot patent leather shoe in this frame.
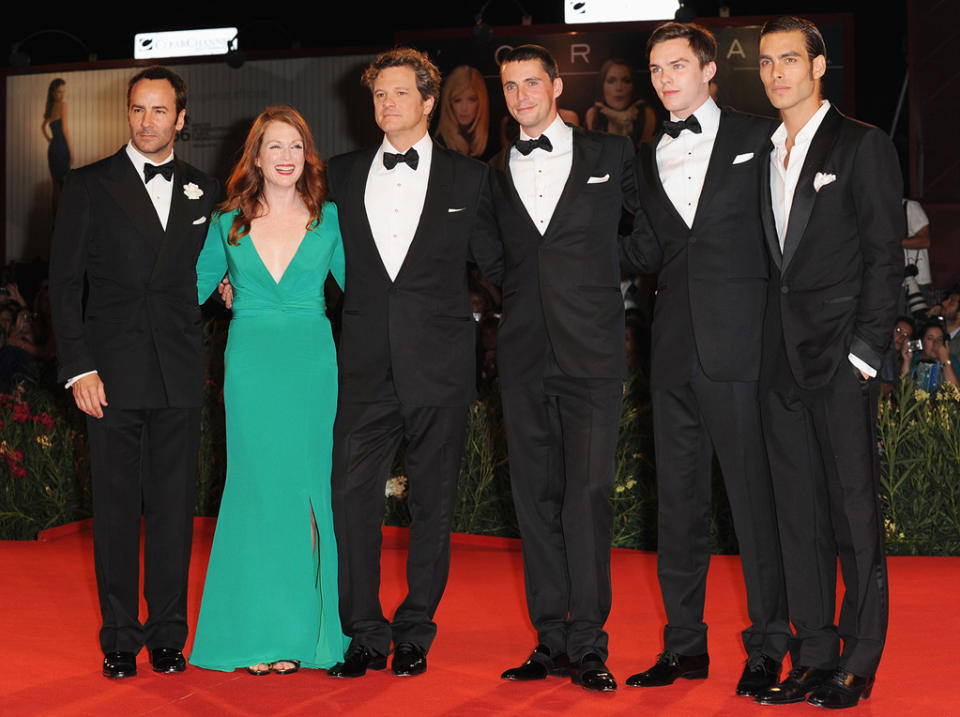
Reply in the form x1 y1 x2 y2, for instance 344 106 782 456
755 665 833 705
736 653 781 696
327 644 386 678
103 651 137 679
806 669 874 708
392 642 427 676
569 653 617 692
150 647 186 673
501 644 570 680
626 650 708 687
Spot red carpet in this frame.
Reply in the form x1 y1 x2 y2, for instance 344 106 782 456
0 519 956 715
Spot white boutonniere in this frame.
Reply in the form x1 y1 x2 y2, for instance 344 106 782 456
183 182 203 199
813 172 836 192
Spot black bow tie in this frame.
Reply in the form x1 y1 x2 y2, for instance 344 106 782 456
383 147 419 171
515 135 553 156
143 160 175 182
662 115 702 138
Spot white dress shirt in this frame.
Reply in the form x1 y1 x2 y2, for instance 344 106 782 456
66 143 177 389
656 97 721 228
509 114 573 235
769 100 831 251
769 100 874 377
365 132 433 281
125 141 175 231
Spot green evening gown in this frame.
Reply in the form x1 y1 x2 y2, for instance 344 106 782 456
190 204 349 671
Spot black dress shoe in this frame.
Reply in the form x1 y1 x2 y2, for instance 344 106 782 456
327 644 387 678
626 651 708 687
392 642 427 677
755 665 834 705
501 644 570 680
103 651 137 679
807 669 874 708
569 653 617 692
736 654 781 697
150 647 186 674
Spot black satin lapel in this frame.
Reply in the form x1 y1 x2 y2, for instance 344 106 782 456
644 135 689 233
395 145 452 281
781 108 843 272
149 159 194 280
693 117 734 225
101 150 165 247
544 129 597 238
497 149 540 235
759 142 782 270
351 147 392 283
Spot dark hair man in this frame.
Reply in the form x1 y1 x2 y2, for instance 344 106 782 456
488 44 641 693
49 65 219 679
753 16 903 709
619 21 791 698
325 47 501 679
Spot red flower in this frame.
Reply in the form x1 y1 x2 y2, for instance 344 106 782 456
12 403 31 423
11 464 26 478
37 412 55 432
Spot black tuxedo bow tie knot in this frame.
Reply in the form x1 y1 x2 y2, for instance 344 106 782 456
515 135 553 156
662 115 702 139
143 160 175 182
383 147 419 170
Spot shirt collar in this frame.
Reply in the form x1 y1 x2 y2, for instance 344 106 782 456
126 141 174 179
772 100 832 151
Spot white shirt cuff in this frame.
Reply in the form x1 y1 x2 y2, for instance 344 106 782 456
65 370 97 389
848 353 876 378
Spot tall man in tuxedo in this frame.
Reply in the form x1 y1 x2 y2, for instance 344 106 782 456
620 22 790 697
753 17 903 709
49 66 218 679
325 48 501 679
489 45 637 693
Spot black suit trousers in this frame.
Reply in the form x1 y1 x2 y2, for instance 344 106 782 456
331 399 468 656
651 355 790 659
761 358 888 677
86 405 199 654
501 354 622 662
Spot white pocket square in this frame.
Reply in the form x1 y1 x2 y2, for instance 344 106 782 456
192 217 207 225
587 174 609 184
813 172 836 192
732 152 754 165
448 207 465 213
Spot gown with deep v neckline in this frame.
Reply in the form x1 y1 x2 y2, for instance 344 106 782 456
190 204 349 671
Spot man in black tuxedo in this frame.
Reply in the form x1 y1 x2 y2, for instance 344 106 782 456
489 45 638 693
49 66 218 679
620 23 790 697
325 48 501 679
752 17 903 709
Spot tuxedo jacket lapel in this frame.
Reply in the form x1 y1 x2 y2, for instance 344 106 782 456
495 147 541 236
394 144 452 281
349 147 393 283
100 148 165 250
642 135 691 234
781 108 843 272
544 128 598 239
760 143 782 270
693 114 737 227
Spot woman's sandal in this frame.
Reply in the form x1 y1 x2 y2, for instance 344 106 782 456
246 663 271 676
271 660 300 675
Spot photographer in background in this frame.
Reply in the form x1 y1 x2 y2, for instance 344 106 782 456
901 198 931 317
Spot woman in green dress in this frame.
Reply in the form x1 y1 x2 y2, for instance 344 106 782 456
192 106 349 674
